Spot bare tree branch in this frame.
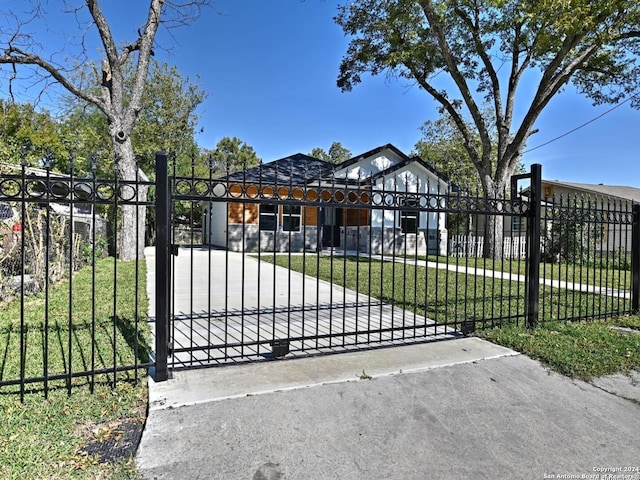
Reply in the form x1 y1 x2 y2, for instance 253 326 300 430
0 47 107 115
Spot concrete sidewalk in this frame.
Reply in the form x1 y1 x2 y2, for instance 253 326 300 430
136 338 640 480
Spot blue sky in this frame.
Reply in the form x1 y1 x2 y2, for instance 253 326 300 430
3 0 639 186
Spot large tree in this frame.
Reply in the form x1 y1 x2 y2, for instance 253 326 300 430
413 110 525 192
336 0 640 256
0 0 209 259
209 136 261 175
61 60 206 176
413 114 486 194
309 141 352 164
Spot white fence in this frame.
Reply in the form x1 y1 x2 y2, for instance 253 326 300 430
448 235 527 259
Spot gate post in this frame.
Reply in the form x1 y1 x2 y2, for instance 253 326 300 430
526 163 542 328
155 151 170 381
632 204 640 314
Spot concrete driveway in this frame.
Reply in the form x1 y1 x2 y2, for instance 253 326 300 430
136 337 640 480
145 247 454 366
138 246 640 479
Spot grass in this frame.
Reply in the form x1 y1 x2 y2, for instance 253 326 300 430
0 258 149 479
261 254 631 326
478 316 640 380
260 254 639 380
417 255 632 291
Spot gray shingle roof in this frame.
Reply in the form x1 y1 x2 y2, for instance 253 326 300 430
222 154 333 185
544 180 640 203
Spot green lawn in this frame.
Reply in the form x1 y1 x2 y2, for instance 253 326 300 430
478 316 640 380
0 258 149 479
262 255 631 326
418 255 632 291
262 254 639 380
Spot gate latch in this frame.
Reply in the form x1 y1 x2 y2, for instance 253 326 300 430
171 245 179 256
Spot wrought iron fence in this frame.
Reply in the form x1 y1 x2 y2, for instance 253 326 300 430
0 158 153 399
151 155 640 379
538 192 638 322
2 150 639 391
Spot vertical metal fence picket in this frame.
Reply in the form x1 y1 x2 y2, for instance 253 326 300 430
3 151 639 391
0 154 154 397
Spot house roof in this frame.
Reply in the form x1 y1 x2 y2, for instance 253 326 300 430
543 180 640 203
221 154 333 185
327 144 450 184
311 144 453 187
218 144 454 188
330 143 410 172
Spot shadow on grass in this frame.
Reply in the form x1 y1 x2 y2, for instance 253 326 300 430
114 315 151 365
0 316 150 395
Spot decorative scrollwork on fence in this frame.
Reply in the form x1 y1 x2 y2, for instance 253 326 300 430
172 176 530 216
0 173 152 206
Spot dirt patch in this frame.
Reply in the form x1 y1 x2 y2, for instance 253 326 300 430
77 418 144 464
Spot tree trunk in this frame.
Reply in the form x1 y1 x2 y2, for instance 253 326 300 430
481 178 507 260
113 138 148 260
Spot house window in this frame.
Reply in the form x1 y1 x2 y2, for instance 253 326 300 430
259 204 277 231
282 205 301 232
400 197 419 233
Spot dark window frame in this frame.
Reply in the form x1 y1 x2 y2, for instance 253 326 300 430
399 197 419 234
282 204 302 232
259 203 278 231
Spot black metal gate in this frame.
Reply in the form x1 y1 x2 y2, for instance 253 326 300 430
152 153 538 378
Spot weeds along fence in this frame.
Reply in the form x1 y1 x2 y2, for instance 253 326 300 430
0 159 153 400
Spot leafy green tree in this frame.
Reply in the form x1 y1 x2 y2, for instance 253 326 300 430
210 137 261 175
413 115 482 193
0 0 211 259
0 100 67 167
413 110 525 192
60 60 206 177
132 61 206 173
61 60 207 245
309 142 352 164
336 0 640 257
309 148 328 160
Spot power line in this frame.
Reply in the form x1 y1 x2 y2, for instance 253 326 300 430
523 93 638 154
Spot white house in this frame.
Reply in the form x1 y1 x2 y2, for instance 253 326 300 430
203 144 452 255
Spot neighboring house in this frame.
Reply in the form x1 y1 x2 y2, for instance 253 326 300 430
203 144 452 255
540 180 640 204
0 164 108 247
539 180 640 253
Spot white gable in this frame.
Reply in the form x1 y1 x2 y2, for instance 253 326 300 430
376 163 445 194
332 147 405 180
332 146 447 191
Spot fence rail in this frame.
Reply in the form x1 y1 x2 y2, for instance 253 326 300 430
2 153 639 393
